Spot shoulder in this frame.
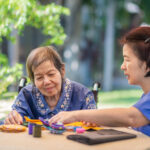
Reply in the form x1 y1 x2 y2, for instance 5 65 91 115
21 84 33 91
69 79 91 94
134 92 150 106
66 79 93 101
13 84 34 106
18 84 35 95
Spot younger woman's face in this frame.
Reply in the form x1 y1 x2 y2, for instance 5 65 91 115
33 60 65 98
121 44 148 85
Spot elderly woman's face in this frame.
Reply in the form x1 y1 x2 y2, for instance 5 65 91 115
33 60 65 97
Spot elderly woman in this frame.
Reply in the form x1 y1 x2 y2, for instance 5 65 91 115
4 46 96 124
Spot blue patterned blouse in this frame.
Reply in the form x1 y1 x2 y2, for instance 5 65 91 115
12 78 96 120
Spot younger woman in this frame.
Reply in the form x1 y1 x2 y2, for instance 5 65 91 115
49 26 150 136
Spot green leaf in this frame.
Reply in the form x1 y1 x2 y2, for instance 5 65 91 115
0 0 70 45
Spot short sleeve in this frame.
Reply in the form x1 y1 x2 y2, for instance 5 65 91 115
133 93 150 120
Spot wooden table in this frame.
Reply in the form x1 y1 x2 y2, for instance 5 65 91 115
0 127 149 150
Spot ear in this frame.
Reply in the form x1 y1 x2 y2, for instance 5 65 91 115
142 61 148 71
143 61 150 76
146 67 150 73
60 64 65 78
144 61 149 71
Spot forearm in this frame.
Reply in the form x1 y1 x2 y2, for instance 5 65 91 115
75 107 146 127
75 108 131 127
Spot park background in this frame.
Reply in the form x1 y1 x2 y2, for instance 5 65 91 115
0 0 149 119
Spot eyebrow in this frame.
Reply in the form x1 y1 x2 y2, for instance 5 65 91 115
34 69 56 76
123 55 129 58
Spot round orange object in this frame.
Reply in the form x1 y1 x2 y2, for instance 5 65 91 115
0 125 26 133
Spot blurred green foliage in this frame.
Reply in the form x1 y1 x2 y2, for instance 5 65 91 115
0 0 70 45
0 53 23 99
98 89 143 108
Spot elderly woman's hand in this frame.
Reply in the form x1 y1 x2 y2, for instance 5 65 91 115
49 111 78 125
4 110 23 125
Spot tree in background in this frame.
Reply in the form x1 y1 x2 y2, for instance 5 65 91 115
0 0 69 99
0 53 22 99
0 0 69 45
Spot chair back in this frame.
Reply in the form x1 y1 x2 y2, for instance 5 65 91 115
92 82 101 105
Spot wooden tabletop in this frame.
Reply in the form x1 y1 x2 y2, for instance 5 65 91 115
0 127 149 150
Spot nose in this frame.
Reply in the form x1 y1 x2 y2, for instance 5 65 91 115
121 62 125 71
43 76 51 85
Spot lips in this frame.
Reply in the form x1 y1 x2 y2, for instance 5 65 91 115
124 73 129 79
45 86 55 92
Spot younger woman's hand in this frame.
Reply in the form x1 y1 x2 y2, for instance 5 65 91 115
49 111 78 125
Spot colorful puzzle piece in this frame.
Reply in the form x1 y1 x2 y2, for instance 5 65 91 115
24 116 43 125
64 122 103 131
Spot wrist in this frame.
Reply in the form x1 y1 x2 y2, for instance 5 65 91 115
73 110 81 122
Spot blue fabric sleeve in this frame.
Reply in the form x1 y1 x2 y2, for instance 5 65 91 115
133 93 150 120
12 88 34 119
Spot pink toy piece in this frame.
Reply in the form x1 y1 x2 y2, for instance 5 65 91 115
76 128 85 133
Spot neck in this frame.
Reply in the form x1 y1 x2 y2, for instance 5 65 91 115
140 78 150 94
45 95 60 110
